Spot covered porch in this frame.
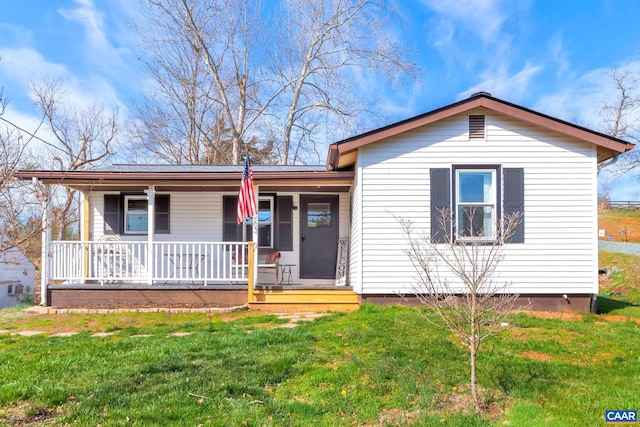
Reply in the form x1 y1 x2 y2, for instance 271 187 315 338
19 165 358 311
44 240 358 311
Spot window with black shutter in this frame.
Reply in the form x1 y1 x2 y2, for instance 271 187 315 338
103 194 170 235
223 194 293 250
429 166 524 243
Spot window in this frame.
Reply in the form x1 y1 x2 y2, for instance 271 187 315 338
456 169 496 239
306 202 332 228
223 195 293 250
245 197 274 248
430 167 524 244
125 195 148 234
104 194 170 235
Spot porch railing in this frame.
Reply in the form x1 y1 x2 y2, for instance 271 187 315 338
47 241 250 285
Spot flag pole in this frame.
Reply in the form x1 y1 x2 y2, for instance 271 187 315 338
237 154 259 303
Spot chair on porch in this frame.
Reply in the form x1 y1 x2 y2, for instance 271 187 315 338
260 251 281 285
231 249 281 285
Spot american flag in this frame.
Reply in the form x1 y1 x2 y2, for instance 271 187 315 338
237 156 258 224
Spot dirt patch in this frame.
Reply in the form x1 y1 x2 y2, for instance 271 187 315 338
363 408 423 426
0 402 60 426
517 310 583 321
436 388 507 422
598 210 640 243
520 351 553 361
517 310 640 324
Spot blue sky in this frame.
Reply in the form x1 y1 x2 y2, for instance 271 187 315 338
1 0 639 198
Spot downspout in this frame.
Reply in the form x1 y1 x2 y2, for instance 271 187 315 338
597 155 618 175
145 186 155 285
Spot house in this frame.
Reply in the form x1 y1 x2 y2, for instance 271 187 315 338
0 217 36 309
16 92 633 312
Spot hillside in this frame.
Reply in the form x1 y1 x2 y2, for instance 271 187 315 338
598 209 640 243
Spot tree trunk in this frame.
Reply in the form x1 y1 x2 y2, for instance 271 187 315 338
470 344 480 414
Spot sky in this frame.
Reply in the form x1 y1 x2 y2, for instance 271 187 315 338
1 0 640 199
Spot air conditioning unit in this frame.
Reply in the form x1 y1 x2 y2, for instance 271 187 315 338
7 284 23 296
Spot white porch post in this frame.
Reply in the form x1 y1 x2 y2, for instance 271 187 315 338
145 186 156 285
36 179 50 306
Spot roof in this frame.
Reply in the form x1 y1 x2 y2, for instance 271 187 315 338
15 164 354 193
326 92 635 170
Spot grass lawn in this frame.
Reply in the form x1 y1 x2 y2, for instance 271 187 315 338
1 304 638 426
599 249 640 317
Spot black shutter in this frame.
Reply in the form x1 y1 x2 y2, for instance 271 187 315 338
275 196 293 251
504 168 524 243
155 195 170 234
104 195 121 235
223 196 242 241
430 168 451 243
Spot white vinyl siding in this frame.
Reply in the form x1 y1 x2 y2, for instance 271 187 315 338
91 192 223 243
89 190 350 285
349 159 363 292
356 109 598 295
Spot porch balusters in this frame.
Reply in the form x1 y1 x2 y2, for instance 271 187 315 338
47 241 250 285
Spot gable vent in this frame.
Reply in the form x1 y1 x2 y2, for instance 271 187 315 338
469 115 485 139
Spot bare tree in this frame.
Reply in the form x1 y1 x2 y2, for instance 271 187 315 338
598 175 614 209
398 209 522 414
32 79 118 240
131 3 240 165
0 89 46 261
267 0 416 164
138 0 417 165
598 67 640 175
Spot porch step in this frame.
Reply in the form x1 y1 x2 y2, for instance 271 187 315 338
249 288 359 312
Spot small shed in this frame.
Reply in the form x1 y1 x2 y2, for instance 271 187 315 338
0 218 35 308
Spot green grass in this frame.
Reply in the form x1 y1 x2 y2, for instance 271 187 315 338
1 305 638 426
599 249 640 316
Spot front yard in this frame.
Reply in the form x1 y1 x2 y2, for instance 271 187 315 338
1 303 638 426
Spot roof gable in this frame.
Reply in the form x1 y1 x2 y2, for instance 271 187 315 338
327 93 635 170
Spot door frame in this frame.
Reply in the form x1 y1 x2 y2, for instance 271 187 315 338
299 194 339 279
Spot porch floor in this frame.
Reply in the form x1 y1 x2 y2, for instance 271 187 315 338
46 282 359 312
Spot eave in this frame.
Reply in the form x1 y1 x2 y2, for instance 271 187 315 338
15 169 355 193
327 93 635 170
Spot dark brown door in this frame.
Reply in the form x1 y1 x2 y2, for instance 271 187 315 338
300 195 338 279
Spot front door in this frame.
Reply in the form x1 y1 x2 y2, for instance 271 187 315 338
300 195 339 279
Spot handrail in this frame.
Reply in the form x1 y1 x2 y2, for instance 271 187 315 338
47 241 250 285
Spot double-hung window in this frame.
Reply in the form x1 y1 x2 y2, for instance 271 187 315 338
246 197 274 248
124 195 149 234
223 195 293 251
455 168 497 239
104 194 170 235
430 166 524 244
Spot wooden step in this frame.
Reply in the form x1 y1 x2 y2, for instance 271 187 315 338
249 288 359 312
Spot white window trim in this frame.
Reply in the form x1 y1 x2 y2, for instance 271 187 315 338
124 195 148 235
242 195 274 248
455 168 497 241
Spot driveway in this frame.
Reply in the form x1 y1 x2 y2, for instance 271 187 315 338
598 240 640 255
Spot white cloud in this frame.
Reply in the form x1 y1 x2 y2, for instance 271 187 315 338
0 46 121 111
423 0 507 43
459 62 544 101
57 0 132 78
0 47 69 89
534 61 640 130
548 30 570 78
